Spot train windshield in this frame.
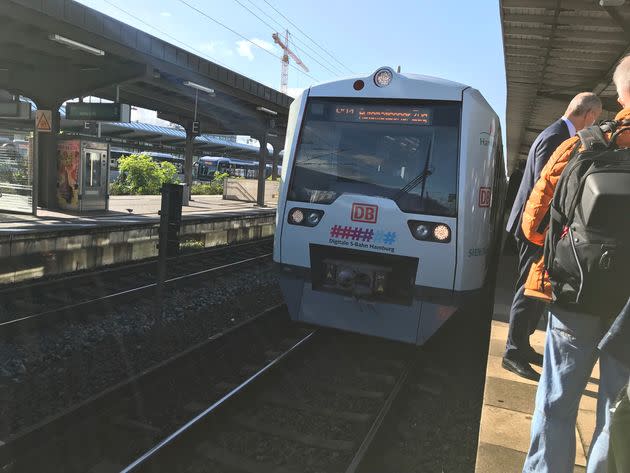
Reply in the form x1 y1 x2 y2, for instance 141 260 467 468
288 98 460 216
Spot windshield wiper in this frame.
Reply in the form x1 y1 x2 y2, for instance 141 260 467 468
392 136 433 203
392 169 432 203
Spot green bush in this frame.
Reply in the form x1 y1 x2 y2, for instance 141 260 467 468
113 154 179 195
109 181 130 195
191 171 229 195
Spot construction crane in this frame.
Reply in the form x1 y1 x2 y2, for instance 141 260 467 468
272 30 308 94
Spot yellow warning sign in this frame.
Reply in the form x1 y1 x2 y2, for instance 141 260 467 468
35 110 52 133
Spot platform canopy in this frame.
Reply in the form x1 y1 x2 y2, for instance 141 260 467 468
0 0 291 141
61 120 267 159
501 0 630 171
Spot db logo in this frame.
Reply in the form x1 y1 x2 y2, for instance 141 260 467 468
351 203 378 223
479 187 492 208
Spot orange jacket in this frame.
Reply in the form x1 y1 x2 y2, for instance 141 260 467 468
521 107 630 301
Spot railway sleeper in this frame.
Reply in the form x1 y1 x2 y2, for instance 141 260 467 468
232 414 356 452
259 396 372 423
197 442 300 473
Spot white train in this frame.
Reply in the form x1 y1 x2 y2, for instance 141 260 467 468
274 67 507 344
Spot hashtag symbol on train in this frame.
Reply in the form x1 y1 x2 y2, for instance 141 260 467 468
330 226 396 244
374 231 397 245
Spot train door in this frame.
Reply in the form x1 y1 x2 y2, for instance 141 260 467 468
80 145 109 211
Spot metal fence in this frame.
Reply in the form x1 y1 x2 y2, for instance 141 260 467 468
0 131 35 214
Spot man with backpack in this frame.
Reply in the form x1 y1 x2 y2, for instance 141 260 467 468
521 56 630 473
503 93 602 381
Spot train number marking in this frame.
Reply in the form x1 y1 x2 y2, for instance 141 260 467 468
479 187 491 208
351 203 378 223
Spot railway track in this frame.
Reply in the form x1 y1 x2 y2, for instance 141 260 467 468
1 301 422 473
0 238 273 336
0 305 304 473
122 330 417 473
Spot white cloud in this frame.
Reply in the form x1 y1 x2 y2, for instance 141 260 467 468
286 87 305 98
251 38 274 52
236 38 275 61
200 41 233 57
236 41 254 61
160 11 172 17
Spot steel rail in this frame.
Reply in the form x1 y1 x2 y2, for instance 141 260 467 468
0 237 273 295
0 252 272 332
344 356 415 473
121 329 317 472
0 303 288 468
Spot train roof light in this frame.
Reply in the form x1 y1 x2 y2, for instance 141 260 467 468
49 34 105 56
183 81 215 94
374 68 393 87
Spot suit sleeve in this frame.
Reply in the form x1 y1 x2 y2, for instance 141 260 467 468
521 136 580 246
533 133 566 183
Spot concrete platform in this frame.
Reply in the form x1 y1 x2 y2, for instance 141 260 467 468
0 196 277 284
475 256 598 473
0 195 276 233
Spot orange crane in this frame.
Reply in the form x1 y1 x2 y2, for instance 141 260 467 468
272 30 308 94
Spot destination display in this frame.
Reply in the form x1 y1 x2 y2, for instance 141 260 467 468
333 105 433 125
66 102 131 122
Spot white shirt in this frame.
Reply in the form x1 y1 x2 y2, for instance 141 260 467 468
561 116 577 137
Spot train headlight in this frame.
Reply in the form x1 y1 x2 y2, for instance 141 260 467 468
374 68 393 87
307 212 321 226
288 208 304 224
288 208 324 227
413 224 431 240
433 224 451 242
408 221 452 243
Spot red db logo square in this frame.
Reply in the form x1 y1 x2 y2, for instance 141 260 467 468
479 187 491 208
351 203 378 223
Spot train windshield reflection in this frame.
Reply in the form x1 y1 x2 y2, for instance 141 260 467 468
288 98 460 216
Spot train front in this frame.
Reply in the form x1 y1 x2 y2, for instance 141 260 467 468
274 68 468 345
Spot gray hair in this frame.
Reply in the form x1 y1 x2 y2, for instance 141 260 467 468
613 55 630 97
566 92 602 116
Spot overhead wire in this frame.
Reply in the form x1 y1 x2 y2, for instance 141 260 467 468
261 0 355 74
174 0 320 83
238 0 346 76
231 0 343 77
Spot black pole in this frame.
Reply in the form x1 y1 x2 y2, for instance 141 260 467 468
156 184 183 317
256 136 268 207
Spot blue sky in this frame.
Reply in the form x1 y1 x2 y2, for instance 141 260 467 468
76 0 506 129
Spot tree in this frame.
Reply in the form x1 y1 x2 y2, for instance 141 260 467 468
113 154 179 195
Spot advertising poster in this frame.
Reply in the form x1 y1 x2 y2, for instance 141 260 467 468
57 140 80 209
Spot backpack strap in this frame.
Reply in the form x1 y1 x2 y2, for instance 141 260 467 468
577 125 608 151
607 119 630 148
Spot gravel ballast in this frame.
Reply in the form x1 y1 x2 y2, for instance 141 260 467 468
0 259 281 439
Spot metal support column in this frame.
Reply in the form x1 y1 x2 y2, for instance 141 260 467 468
256 136 268 207
272 146 281 181
35 102 61 210
183 130 194 206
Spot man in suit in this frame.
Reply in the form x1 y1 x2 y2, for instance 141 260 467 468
503 92 602 381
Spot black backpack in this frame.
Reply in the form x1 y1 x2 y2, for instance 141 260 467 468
544 120 630 316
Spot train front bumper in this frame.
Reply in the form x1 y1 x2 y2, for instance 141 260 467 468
277 264 481 345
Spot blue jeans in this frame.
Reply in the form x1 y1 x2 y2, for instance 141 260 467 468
523 306 630 473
